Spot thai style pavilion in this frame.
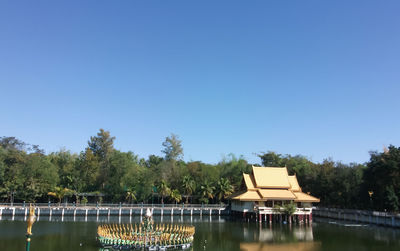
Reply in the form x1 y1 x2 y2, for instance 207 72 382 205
231 166 319 223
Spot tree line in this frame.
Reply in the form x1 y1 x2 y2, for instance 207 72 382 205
0 129 399 212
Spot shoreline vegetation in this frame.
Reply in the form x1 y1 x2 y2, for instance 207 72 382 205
0 129 399 212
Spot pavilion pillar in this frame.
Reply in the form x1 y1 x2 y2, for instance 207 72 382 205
269 214 272 224
309 213 312 223
259 213 262 222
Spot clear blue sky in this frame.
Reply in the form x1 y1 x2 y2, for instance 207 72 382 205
1 1 399 165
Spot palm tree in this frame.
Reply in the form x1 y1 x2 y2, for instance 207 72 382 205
125 188 137 205
182 175 195 204
216 178 234 202
200 180 215 204
170 189 182 204
48 187 74 205
157 180 171 204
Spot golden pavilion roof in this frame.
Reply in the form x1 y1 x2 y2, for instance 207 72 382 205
243 173 257 191
252 166 291 189
288 175 301 192
293 192 320 203
257 189 296 200
232 190 263 201
232 166 319 203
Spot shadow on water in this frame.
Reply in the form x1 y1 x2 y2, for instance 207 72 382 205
0 215 400 250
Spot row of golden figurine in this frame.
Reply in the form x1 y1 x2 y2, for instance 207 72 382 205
97 224 195 246
98 223 195 237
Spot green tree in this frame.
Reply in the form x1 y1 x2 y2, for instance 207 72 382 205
0 155 5 192
146 155 164 169
19 153 59 202
0 148 24 202
76 148 100 192
200 180 215 204
48 187 74 205
0 137 27 151
364 146 400 211
182 175 195 204
121 162 155 203
125 188 137 204
170 189 182 204
313 159 336 206
87 129 115 190
283 202 297 215
219 154 251 190
106 151 140 201
49 150 77 190
258 151 285 167
81 196 88 205
157 180 171 204
162 134 183 161
386 185 399 211
88 129 115 161
216 177 234 202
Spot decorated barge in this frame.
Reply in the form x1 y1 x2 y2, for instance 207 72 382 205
97 209 195 250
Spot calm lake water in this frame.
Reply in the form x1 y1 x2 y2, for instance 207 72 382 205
0 215 400 251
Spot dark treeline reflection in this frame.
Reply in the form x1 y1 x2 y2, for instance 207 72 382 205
1 129 399 212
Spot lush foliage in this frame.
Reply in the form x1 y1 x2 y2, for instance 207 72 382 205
364 146 400 211
0 132 399 212
283 202 297 215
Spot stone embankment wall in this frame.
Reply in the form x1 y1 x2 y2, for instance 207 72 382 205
314 207 400 228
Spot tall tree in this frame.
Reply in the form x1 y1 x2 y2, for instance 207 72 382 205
76 148 100 192
87 129 115 190
48 150 77 190
88 129 115 161
162 134 183 161
0 136 44 154
0 137 26 151
106 151 139 201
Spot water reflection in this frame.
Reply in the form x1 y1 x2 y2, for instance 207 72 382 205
240 224 319 251
240 242 321 251
293 227 314 241
242 223 314 242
